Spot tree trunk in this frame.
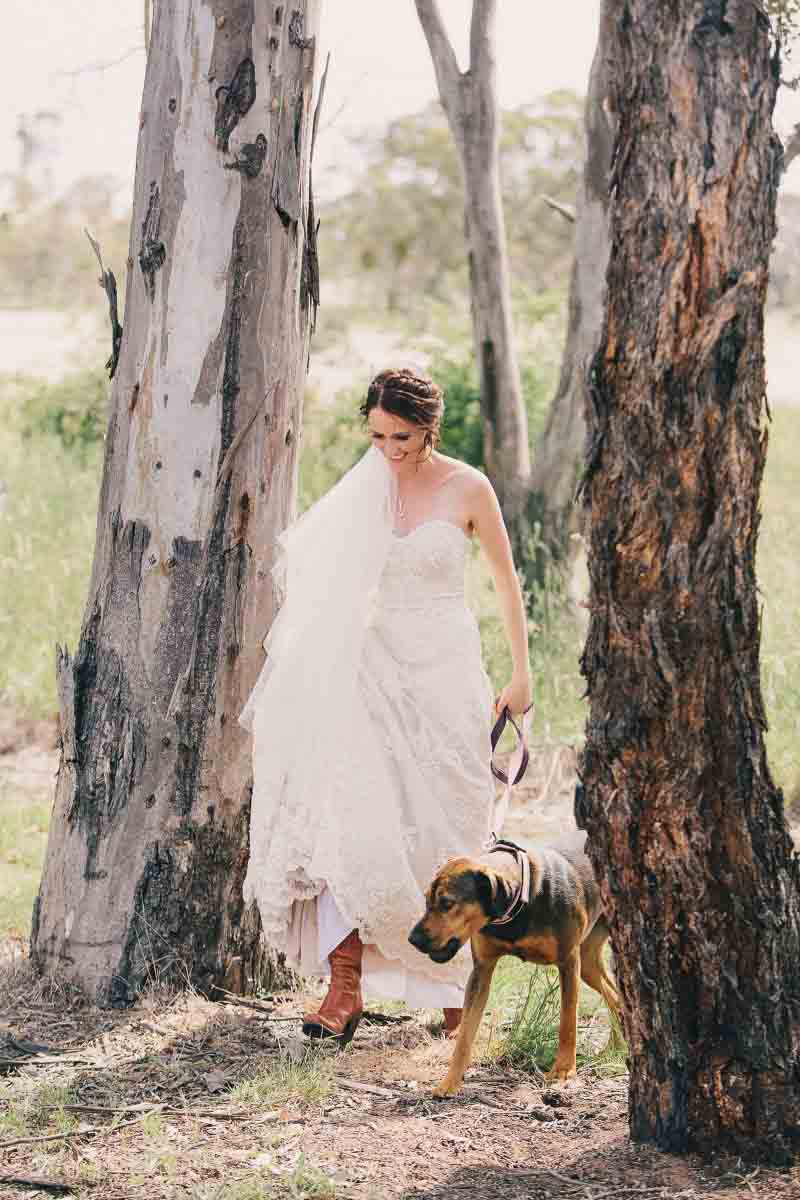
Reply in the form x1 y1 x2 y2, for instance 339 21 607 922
577 0 800 1163
32 0 322 1005
414 0 529 517
526 0 615 580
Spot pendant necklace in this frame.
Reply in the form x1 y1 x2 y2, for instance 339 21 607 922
396 493 407 523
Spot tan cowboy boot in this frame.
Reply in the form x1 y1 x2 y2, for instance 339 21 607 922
442 1008 462 1039
302 930 364 1047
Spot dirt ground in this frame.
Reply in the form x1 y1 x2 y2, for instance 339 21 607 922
3 723 800 1198
2 946 800 1200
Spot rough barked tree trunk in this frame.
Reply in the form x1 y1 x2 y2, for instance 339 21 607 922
414 0 529 520
32 0 322 1005
577 1 800 1163
527 0 615 581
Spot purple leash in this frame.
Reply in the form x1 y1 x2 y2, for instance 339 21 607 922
488 703 534 840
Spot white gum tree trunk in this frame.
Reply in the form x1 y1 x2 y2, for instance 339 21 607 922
32 0 322 1004
527 0 616 576
414 0 529 516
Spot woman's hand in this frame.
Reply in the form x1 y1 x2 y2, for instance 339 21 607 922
495 674 534 718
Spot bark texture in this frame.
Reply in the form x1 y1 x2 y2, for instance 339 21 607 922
414 0 529 516
577 1 800 1163
32 0 321 1004
527 0 616 578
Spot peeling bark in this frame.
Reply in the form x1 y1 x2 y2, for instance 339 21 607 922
577 0 800 1162
33 0 322 1004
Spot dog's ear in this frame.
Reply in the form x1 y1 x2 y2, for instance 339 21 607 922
466 869 504 918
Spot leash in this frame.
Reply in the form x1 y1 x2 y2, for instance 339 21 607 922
488 703 533 839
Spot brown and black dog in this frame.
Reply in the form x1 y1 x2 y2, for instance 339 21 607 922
408 833 622 1097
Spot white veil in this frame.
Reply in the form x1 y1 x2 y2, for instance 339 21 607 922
240 445 396 814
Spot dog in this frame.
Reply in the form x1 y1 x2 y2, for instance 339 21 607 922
408 833 622 1097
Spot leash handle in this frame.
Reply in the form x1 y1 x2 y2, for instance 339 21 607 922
488 703 533 839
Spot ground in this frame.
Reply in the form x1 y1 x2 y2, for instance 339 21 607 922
3 720 800 1199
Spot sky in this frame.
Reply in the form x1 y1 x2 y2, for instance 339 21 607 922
2 0 800 202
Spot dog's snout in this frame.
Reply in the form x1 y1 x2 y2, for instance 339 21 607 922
408 922 429 951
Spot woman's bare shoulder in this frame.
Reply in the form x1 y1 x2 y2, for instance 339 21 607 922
435 455 491 493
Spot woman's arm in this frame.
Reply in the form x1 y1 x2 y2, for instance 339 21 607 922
469 473 533 716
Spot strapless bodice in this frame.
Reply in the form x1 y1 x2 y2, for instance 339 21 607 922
375 520 469 612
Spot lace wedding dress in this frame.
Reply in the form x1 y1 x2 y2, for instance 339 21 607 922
241 451 495 1005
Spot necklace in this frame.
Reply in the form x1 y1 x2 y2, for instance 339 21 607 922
396 493 407 522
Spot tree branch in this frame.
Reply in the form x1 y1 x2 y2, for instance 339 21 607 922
414 0 462 120
469 0 498 80
542 195 577 223
784 121 800 172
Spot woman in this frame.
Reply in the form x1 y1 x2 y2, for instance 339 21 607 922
241 368 532 1044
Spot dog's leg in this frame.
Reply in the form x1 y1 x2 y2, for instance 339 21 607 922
546 946 580 1081
580 925 624 1049
433 957 497 1098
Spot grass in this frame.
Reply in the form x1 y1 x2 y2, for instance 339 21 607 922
231 1054 334 1110
0 1080 77 1138
487 955 628 1078
0 784 50 937
759 407 800 811
0 373 103 719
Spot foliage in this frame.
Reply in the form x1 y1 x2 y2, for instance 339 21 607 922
319 94 582 325
767 0 800 48
0 374 102 718
14 367 109 454
0 174 130 311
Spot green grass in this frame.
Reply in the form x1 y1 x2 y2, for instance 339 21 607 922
487 956 627 1077
0 1081 77 1138
0 784 50 937
231 1054 334 1110
0 374 103 719
759 408 800 810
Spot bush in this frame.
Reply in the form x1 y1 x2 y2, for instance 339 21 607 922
14 368 109 455
430 345 557 468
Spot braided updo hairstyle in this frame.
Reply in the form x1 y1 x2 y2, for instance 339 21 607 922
360 368 444 453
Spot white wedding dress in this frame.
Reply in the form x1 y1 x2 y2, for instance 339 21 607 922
241 450 495 1005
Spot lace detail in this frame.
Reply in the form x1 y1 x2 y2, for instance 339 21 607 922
243 516 494 990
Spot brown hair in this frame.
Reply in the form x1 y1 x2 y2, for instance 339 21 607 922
360 368 444 450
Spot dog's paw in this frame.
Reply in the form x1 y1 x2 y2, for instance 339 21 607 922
545 1062 577 1083
432 1078 462 1098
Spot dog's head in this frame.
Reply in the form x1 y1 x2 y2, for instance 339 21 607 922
408 857 507 963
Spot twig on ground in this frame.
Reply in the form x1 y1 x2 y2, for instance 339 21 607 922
336 1078 399 1099
0 1175 75 1196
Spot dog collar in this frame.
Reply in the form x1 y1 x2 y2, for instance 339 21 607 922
483 837 531 930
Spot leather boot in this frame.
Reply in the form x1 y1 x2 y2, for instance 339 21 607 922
302 929 363 1047
442 1008 462 1039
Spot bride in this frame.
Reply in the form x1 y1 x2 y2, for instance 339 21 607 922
240 367 533 1045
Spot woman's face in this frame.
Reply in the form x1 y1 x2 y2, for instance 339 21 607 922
367 406 428 471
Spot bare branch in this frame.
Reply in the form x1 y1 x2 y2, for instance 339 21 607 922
84 229 123 379
784 121 800 172
469 0 498 78
311 53 331 161
52 46 143 81
542 195 577 224
414 0 462 119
